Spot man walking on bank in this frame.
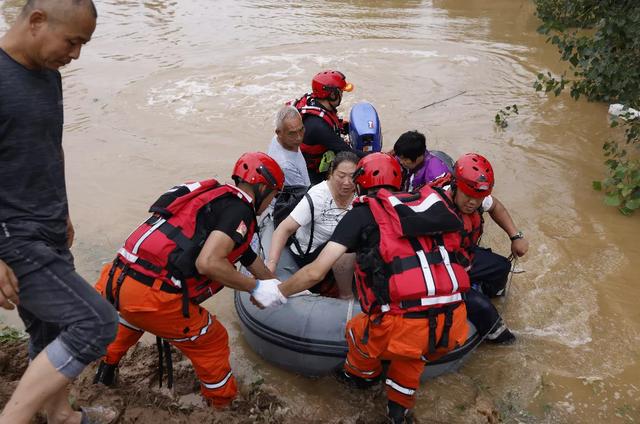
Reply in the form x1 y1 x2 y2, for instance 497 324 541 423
0 1 119 423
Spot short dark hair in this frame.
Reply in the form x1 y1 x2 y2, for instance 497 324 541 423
22 0 98 19
329 151 359 174
394 130 427 161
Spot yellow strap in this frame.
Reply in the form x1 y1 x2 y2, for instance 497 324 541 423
318 150 336 173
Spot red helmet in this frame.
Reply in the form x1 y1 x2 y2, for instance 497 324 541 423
232 152 284 191
454 153 495 198
311 70 354 100
354 153 402 191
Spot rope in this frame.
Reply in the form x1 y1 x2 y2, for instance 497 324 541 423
414 90 468 111
504 254 519 298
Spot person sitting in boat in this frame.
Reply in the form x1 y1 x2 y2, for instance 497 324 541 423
431 153 529 344
92 152 288 408
271 153 471 424
267 151 359 299
268 105 309 187
267 105 311 230
394 130 449 192
290 70 366 184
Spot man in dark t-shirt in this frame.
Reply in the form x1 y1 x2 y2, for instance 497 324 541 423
92 153 287 408
0 2 120 423
292 70 366 184
276 153 470 423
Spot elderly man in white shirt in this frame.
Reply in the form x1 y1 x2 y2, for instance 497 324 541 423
268 105 310 187
249 106 310 260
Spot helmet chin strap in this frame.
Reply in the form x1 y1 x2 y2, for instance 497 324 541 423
325 88 342 111
250 184 272 213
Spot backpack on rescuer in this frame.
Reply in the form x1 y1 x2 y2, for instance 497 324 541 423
353 185 471 353
105 179 256 317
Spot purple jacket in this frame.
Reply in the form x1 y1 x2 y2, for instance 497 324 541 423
403 151 450 191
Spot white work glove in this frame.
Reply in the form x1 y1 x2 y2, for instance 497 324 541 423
251 279 287 309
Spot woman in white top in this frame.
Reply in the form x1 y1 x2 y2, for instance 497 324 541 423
267 151 358 299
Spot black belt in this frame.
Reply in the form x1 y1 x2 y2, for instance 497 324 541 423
402 301 461 318
113 260 181 294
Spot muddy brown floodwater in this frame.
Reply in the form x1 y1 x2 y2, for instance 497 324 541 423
1 0 639 422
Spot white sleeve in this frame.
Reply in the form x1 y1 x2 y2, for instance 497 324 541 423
289 194 312 226
482 195 494 211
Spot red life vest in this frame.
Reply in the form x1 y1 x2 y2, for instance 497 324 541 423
353 186 470 316
116 179 256 303
429 174 483 259
448 193 483 255
289 94 343 171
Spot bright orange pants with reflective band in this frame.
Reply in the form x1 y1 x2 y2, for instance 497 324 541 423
95 263 237 408
344 305 468 409
103 319 143 366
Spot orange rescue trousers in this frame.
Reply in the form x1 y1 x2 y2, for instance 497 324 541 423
95 264 237 408
344 305 468 409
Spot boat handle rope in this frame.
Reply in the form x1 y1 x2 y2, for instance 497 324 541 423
504 254 525 298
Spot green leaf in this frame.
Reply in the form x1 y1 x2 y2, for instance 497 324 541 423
604 194 622 206
592 180 602 191
625 198 640 210
619 206 633 216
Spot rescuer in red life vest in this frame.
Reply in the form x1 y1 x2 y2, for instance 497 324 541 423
274 153 470 423
291 70 367 184
92 152 287 408
432 153 529 343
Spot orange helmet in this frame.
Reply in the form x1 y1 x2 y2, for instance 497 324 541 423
232 152 284 191
453 153 495 198
354 153 402 191
311 70 354 100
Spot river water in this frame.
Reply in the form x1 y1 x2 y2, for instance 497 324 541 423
1 0 639 422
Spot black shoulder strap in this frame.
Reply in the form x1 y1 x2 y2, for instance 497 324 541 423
292 193 315 257
305 193 315 256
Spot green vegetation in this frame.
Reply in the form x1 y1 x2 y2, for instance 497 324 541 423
615 404 638 422
0 326 27 342
533 0 640 214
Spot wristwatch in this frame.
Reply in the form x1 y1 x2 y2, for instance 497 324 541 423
509 231 524 241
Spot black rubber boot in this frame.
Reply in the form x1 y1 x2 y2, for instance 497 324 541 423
387 400 413 424
333 365 381 389
93 361 118 386
486 324 516 345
